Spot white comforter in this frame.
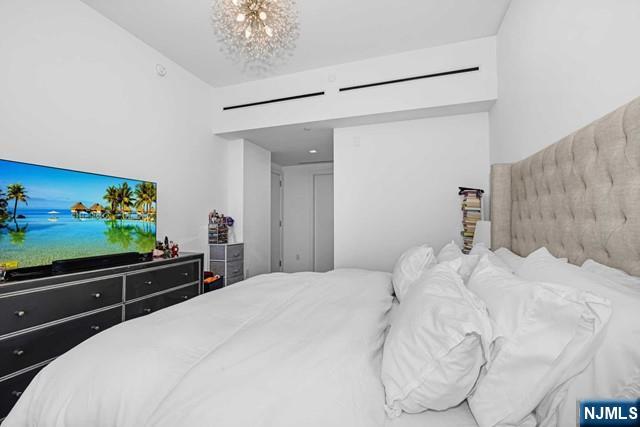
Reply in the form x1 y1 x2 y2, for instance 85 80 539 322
5 269 394 427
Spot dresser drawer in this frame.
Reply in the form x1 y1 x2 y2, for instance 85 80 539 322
124 284 198 321
0 307 121 379
227 245 244 261
0 277 123 337
0 365 45 419
210 244 244 261
126 261 198 301
226 260 244 277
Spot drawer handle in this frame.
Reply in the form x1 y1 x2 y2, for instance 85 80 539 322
144 280 153 285
143 308 152 314
182 272 189 277
14 310 26 318
232 269 240 274
92 292 102 299
232 253 240 257
181 295 190 300
13 349 25 357
11 390 23 398
90 325 101 331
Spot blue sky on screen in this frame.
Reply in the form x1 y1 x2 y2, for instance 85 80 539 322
0 159 152 210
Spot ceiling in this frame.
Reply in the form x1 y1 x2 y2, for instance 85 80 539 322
236 125 334 166
81 0 511 87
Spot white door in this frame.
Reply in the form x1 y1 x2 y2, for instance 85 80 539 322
270 171 283 272
313 173 334 272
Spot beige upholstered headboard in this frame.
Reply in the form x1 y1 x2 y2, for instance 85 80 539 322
491 97 640 275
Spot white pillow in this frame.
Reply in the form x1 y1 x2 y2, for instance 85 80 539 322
467 256 611 427
516 253 640 426
391 245 437 301
437 241 463 263
382 263 493 416
470 243 511 272
581 259 640 290
493 247 524 272
437 241 480 282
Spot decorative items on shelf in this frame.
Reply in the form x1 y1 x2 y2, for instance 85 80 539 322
208 210 234 244
154 236 180 258
458 187 484 254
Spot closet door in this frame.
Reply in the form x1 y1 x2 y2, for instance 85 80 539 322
313 173 334 272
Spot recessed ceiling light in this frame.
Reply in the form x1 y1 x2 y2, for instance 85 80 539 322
309 149 318 154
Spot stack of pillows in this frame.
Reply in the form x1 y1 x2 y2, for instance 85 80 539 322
382 241 640 426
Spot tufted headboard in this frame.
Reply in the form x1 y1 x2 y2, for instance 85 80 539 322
491 97 640 276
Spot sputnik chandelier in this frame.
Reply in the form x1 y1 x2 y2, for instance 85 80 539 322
211 0 299 72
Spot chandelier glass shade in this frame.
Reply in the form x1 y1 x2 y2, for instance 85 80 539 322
211 0 299 72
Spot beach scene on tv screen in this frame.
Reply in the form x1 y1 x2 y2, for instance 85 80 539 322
0 159 157 270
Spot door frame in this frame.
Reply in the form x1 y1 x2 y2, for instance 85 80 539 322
312 172 334 272
271 169 284 272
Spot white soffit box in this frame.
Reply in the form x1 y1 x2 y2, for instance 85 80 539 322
212 37 497 134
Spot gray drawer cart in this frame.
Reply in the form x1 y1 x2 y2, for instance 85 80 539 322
209 243 244 286
0 253 203 422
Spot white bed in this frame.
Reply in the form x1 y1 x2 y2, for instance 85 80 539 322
1 269 409 426
4 268 479 427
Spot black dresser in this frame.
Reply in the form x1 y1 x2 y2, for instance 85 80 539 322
0 252 203 421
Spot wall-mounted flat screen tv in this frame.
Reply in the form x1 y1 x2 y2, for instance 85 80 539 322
0 159 157 270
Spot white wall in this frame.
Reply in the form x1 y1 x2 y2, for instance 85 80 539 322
281 163 333 273
334 113 490 271
212 37 497 134
242 140 271 278
225 140 245 245
490 0 640 164
0 0 225 263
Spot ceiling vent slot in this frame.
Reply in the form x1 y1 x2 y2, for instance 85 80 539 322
339 66 480 92
223 91 326 111
298 160 334 165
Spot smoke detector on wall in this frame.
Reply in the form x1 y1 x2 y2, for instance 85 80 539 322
155 64 167 77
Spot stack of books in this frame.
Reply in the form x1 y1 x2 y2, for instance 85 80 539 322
458 187 484 254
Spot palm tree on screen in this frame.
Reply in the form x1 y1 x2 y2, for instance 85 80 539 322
7 184 28 221
103 186 119 218
134 182 156 219
118 182 135 218
0 188 8 224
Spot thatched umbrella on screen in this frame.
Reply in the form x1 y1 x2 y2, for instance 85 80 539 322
89 203 104 218
70 202 89 218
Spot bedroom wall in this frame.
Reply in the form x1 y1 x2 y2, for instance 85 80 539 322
223 139 271 278
0 0 225 262
281 163 334 273
242 141 271 278
490 0 640 164
334 113 490 272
